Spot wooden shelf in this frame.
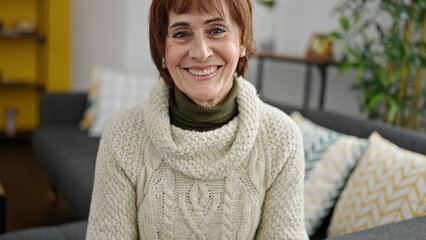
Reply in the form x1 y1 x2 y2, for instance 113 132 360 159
256 51 337 65
0 30 45 42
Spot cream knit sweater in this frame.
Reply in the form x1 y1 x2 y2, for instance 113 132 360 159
86 77 308 240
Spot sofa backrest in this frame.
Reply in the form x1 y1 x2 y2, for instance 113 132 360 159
304 109 426 155
41 93 87 126
265 99 426 155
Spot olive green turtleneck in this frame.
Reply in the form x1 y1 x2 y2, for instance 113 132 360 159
169 79 239 132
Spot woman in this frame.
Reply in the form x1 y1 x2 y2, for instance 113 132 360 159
86 0 308 239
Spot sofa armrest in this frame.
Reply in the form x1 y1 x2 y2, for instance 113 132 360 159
41 93 87 127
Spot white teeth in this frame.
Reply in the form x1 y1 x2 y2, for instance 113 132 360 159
188 67 218 76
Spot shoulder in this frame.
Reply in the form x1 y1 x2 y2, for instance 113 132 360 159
103 103 147 144
99 103 148 181
260 103 302 145
258 103 304 185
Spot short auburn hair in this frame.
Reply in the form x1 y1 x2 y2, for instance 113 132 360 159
149 0 256 87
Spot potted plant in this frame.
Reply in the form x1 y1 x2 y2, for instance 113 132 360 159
329 0 425 130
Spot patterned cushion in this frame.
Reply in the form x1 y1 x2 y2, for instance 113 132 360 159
304 135 367 235
81 64 158 137
290 111 343 179
290 111 367 236
327 132 426 237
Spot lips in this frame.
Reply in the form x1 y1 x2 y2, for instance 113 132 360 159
186 66 222 76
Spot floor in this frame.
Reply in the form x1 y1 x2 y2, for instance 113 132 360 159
0 136 76 233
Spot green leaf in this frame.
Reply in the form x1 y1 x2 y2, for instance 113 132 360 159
328 32 343 41
339 62 356 73
354 64 365 85
375 23 384 38
378 68 388 85
367 92 386 111
259 0 275 8
353 11 361 25
387 100 398 124
344 45 361 60
387 68 402 85
420 56 426 67
340 16 349 32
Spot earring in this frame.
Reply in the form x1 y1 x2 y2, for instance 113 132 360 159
162 58 166 68
240 51 246 58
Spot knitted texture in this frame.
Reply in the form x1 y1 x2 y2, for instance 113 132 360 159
86 77 308 240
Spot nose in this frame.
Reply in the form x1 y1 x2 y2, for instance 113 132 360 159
189 35 212 62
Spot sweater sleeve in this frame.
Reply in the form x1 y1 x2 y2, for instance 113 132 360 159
86 122 138 239
255 127 309 240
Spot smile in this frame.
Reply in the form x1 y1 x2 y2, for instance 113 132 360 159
186 66 221 76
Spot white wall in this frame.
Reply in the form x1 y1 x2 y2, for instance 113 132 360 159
71 0 363 118
247 0 363 118
123 0 156 72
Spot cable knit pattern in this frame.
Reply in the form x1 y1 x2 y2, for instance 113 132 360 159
86 77 308 239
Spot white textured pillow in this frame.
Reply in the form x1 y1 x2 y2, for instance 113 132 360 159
304 135 367 235
88 64 158 137
290 111 367 236
291 111 344 179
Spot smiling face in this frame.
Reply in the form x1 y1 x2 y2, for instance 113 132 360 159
165 8 245 107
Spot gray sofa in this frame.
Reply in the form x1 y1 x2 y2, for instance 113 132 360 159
1 93 425 239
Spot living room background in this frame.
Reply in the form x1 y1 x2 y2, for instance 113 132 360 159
71 0 364 118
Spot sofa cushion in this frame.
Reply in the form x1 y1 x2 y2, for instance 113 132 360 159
327 215 426 240
58 154 96 219
0 220 87 240
32 126 99 187
290 111 368 236
291 111 343 178
81 64 157 137
328 132 426 237
304 135 367 236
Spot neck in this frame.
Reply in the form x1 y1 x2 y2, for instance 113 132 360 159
169 79 239 132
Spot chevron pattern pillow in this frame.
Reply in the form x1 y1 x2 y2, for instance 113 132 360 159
290 111 367 236
327 132 426 237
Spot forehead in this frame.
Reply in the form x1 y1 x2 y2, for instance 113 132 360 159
168 11 227 27
168 0 227 19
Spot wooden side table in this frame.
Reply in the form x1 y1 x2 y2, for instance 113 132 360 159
255 52 337 111
0 180 6 233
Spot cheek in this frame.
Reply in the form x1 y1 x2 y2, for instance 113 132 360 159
221 41 241 67
165 42 184 67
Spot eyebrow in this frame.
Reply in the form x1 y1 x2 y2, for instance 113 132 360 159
169 17 226 29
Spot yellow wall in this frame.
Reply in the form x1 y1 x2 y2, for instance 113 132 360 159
45 0 70 92
0 0 70 132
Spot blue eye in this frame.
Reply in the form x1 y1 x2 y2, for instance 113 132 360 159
172 31 188 39
210 27 226 35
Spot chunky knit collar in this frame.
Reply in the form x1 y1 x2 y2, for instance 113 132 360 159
169 79 239 132
143 77 263 180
